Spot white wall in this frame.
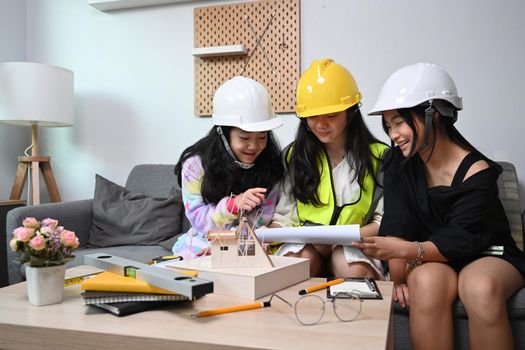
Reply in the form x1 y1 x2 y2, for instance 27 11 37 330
2 0 525 208
0 0 27 200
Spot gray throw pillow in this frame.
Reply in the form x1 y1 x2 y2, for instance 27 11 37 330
89 174 182 247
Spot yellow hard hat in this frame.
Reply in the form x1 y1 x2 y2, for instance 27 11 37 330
295 58 362 118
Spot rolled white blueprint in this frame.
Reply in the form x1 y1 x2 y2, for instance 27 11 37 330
255 225 361 245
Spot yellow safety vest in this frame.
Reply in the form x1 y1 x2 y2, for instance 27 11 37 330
288 143 387 226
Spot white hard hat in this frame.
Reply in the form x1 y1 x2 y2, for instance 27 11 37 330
369 63 462 116
212 76 283 132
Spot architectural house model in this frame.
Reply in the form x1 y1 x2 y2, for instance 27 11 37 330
207 217 274 269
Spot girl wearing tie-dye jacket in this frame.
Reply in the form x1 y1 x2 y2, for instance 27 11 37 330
172 77 284 259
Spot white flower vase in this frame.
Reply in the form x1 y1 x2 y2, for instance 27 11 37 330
25 264 66 306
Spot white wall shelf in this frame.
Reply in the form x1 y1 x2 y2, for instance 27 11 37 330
192 45 247 58
88 0 192 11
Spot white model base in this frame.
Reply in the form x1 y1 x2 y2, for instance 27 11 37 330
167 255 310 300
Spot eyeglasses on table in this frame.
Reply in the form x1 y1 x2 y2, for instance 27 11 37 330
271 291 363 326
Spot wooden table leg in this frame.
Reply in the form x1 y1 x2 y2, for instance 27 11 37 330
9 162 28 200
40 162 61 202
31 160 40 205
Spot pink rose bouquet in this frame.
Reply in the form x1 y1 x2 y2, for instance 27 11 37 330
9 217 79 267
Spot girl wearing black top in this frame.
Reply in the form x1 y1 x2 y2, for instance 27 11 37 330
353 63 525 350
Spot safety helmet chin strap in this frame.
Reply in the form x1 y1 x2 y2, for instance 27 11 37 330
216 126 255 170
421 101 435 149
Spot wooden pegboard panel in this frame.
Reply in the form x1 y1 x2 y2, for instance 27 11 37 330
194 0 300 116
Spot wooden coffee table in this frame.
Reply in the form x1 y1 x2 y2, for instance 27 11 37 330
0 265 393 350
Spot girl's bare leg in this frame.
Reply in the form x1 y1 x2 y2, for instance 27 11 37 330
458 257 524 350
285 244 323 277
331 245 376 278
407 262 458 350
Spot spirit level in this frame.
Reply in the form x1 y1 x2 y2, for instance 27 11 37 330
83 253 213 299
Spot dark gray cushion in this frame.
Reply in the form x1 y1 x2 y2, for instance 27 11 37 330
88 175 182 247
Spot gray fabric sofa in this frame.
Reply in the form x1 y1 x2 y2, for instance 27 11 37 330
4 162 525 349
5 164 189 285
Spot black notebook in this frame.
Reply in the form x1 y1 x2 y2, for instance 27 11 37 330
91 300 186 317
82 291 189 305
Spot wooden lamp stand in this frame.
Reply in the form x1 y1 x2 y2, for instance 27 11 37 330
9 124 61 205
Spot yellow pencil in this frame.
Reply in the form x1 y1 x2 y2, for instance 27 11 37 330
194 301 271 317
298 278 345 295
63 272 102 287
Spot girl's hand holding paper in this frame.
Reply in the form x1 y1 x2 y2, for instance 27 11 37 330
352 236 408 260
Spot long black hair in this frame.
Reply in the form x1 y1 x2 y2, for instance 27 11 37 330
174 126 284 204
381 101 477 166
288 105 386 206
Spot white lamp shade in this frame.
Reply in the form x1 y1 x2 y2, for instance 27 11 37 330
0 62 74 127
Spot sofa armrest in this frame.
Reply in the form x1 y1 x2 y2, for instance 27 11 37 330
522 209 525 252
5 199 93 284
497 162 524 251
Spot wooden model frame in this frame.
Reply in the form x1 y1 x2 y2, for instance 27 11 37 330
207 217 275 269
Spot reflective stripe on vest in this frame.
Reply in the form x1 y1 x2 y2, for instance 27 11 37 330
292 143 387 226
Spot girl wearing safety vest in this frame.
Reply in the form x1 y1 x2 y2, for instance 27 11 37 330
353 63 525 350
270 59 388 278
172 76 284 259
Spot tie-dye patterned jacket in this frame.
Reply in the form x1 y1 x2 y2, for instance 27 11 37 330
172 155 279 259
